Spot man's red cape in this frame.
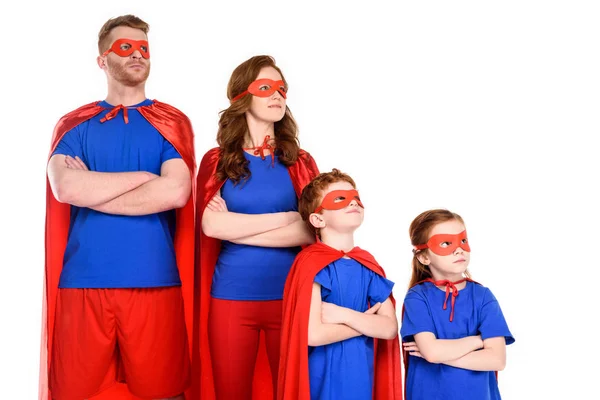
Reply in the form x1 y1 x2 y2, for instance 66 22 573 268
277 241 403 400
191 147 319 399
40 101 197 400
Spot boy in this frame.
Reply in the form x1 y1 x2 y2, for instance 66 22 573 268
278 169 402 400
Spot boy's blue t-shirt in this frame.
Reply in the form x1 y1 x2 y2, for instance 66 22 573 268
308 257 395 400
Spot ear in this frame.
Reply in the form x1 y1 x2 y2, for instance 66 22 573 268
97 55 106 70
309 212 326 229
416 251 430 266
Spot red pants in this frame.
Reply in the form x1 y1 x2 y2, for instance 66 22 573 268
208 298 283 400
50 287 191 400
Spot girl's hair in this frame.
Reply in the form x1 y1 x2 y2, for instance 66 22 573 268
408 209 471 288
216 55 300 184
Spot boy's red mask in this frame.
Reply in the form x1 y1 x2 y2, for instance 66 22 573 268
232 79 287 102
314 189 364 213
102 38 150 59
414 230 470 256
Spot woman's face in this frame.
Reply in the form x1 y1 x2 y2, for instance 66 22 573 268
246 66 287 123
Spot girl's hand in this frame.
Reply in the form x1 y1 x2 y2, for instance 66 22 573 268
403 341 423 358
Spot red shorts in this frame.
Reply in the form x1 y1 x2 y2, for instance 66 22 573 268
49 287 190 400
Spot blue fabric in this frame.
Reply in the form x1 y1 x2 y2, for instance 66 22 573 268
400 281 515 400
308 258 395 400
210 151 300 300
52 99 182 288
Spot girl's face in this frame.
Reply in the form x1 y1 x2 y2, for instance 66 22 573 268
416 219 471 281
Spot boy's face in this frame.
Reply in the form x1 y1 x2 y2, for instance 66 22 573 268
310 181 364 235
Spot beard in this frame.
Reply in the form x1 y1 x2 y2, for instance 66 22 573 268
106 58 150 87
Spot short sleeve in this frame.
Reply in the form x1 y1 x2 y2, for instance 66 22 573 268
400 289 436 342
479 288 515 345
162 139 182 163
314 266 332 298
52 127 83 159
367 272 394 304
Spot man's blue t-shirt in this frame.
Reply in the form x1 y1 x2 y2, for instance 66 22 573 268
52 99 182 288
308 258 395 400
210 151 301 300
400 281 515 400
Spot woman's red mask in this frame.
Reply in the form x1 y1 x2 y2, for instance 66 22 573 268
314 190 364 213
232 79 287 102
102 38 150 59
414 230 471 256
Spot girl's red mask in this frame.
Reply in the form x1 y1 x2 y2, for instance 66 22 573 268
102 38 150 59
414 230 471 256
314 189 364 213
232 79 287 102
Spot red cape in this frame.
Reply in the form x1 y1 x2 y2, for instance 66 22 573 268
40 101 197 400
277 242 403 400
192 148 319 400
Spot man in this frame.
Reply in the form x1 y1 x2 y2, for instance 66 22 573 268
41 15 196 400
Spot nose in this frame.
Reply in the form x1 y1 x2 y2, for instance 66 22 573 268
131 49 143 59
454 246 464 255
349 199 359 207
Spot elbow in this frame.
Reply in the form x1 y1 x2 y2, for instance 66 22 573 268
52 180 75 204
307 330 322 347
495 355 506 371
379 318 398 340
171 183 191 209
201 219 216 238
173 190 190 209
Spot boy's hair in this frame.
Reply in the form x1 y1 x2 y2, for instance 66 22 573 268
98 15 150 55
408 209 472 288
298 168 356 237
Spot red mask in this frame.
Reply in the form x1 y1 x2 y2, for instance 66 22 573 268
102 38 150 59
314 189 364 213
414 230 470 256
232 79 287 102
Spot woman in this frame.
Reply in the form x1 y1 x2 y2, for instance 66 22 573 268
194 55 319 400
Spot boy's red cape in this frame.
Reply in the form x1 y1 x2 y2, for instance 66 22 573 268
40 101 197 400
277 241 403 400
192 147 319 399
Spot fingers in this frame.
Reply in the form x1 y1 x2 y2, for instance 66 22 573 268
365 302 382 314
74 156 88 170
402 342 421 357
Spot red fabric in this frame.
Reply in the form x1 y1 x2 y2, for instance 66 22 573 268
40 101 197 400
277 242 403 400
192 148 319 400
50 288 190 400
208 299 283 400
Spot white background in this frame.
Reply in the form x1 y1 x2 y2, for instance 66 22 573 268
1 0 598 398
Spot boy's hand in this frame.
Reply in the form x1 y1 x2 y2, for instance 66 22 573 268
321 302 349 324
364 302 382 314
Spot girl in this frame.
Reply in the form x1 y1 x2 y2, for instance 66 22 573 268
194 55 319 400
401 209 514 400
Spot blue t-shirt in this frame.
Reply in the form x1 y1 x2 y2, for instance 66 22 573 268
52 99 183 288
400 281 515 400
210 152 300 300
308 258 395 400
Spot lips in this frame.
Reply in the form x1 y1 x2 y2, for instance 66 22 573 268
268 104 282 108
453 259 466 263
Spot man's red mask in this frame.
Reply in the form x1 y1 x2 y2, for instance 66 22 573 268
314 189 364 213
102 38 150 59
414 230 471 256
232 79 287 102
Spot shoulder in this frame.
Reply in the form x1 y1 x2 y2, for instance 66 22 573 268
405 282 429 300
468 281 498 304
199 147 221 168
151 100 190 120
56 101 101 124
297 148 316 163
